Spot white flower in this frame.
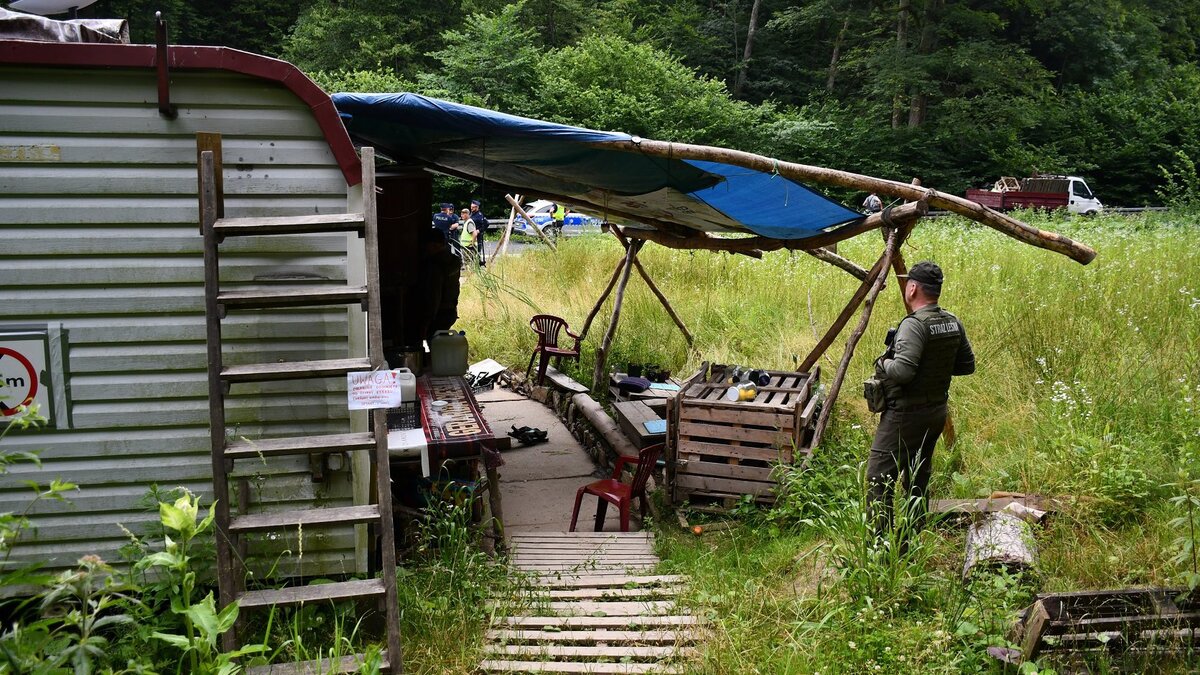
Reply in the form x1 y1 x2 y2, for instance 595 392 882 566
848 641 857 649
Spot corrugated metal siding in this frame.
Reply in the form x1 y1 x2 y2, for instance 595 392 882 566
0 66 363 576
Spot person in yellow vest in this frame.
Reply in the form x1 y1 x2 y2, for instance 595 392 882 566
552 202 566 232
458 208 479 266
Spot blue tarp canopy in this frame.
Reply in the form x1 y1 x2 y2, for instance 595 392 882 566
332 93 863 241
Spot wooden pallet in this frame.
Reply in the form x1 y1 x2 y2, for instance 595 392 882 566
1012 588 1200 664
481 533 700 673
668 364 819 506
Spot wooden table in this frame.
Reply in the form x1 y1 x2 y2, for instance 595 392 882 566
387 374 505 547
608 372 682 403
612 400 666 449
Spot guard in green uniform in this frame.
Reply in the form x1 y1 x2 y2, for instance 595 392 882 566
868 261 975 536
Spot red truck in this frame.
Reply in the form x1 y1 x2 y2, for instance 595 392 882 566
966 175 1104 215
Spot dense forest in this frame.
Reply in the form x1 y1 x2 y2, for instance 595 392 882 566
85 0 1200 206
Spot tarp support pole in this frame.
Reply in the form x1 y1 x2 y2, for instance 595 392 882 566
580 254 626 342
494 193 522 263
810 225 907 448
592 239 643 391
505 194 557 251
611 227 695 349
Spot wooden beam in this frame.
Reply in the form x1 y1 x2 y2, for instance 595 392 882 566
579 253 627 341
592 138 1096 264
809 226 905 448
796 248 891 373
619 200 927 254
592 240 642 390
610 227 695 347
805 247 868 280
495 193 522 261
505 193 557 251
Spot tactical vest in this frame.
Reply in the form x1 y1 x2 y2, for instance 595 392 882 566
893 305 963 408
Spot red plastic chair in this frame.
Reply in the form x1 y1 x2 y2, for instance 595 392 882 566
526 314 581 386
569 443 664 532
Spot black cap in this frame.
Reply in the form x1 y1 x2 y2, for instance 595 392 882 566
440 202 452 209
907 260 943 291
471 199 481 206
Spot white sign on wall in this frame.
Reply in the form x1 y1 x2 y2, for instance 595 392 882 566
0 331 52 424
346 370 404 411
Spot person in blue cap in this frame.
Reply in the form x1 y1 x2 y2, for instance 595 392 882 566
432 203 458 244
469 199 489 266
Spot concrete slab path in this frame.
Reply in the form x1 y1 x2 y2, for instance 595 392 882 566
476 388 629 534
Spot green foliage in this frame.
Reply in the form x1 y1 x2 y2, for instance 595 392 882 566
420 3 544 113
536 34 770 147
281 0 459 78
308 69 414 95
138 492 266 673
1158 150 1200 211
1166 471 1200 590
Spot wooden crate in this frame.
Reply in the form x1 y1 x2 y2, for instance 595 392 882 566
667 364 819 506
1013 588 1200 664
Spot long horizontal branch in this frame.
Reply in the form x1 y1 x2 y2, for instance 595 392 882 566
805 248 868 280
590 139 1097 265
616 200 928 254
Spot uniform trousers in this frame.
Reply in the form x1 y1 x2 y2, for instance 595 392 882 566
866 401 948 534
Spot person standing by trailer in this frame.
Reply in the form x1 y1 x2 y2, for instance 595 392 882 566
432 202 458 242
867 261 975 540
863 193 883 214
469 199 489 266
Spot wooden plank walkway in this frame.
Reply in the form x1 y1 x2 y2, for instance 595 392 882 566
481 532 700 674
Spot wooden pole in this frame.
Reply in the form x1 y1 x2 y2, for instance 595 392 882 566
805 247 868 280
592 240 642 390
486 466 505 552
579 253 627 341
796 250 891 373
633 257 695 348
590 138 1096 264
619 200 927 254
610 227 696 347
810 227 904 448
505 193 557 251
495 193 521 261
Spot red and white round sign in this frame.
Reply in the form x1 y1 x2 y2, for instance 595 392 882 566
0 347 39 417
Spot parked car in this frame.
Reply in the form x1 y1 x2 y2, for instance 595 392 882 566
507 200 603 237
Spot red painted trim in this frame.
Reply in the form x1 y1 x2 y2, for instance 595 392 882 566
0 40 362 186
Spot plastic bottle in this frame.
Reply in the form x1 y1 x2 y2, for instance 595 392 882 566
394 368 417 403
430 330 468 376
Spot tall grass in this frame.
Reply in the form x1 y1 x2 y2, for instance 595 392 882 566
459 211 1200 671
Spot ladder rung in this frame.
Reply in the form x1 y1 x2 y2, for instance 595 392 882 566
239 578 386 609
214 213 365 237
225 432 376 459
221 358 372 383
247 650 388 674
230 505 380 533
218 287 368 310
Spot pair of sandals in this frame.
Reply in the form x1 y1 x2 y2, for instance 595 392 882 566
507 425 548 446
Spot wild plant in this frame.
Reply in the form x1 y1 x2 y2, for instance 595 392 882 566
137 491 266 673
1166 470 1200 591
808 462 938 610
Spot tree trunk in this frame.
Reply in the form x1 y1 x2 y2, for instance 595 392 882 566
892 0 910 129
907 0 940 127
826 16 850 92
733 0 763 99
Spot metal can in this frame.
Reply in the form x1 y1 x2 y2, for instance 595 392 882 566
724 381 758 402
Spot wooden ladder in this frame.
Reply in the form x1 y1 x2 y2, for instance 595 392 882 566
199 142 402 673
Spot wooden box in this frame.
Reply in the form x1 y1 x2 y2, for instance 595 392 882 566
667 364 819 506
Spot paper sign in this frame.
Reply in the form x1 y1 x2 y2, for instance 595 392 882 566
347 370 404 410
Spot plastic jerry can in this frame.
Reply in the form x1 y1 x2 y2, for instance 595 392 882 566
430 330 468 376
394 368 417 403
